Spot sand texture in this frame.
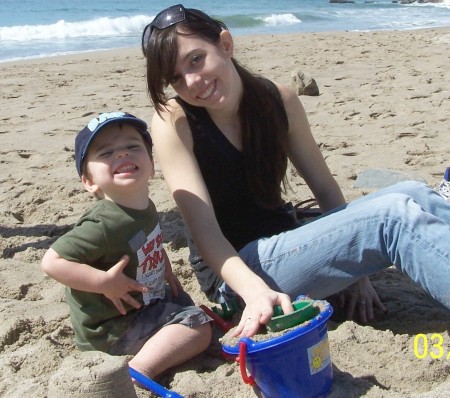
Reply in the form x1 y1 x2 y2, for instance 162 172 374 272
1 27 450 397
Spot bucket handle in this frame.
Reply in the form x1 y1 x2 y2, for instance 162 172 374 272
239 341 256 386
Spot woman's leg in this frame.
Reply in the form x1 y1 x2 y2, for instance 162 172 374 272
239 181 450 309
349 181 450 224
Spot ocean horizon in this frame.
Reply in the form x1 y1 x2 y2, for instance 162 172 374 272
1 0 450 63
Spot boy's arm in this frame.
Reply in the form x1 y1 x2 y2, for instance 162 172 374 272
41 248 148 315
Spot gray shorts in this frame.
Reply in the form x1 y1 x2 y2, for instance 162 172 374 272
108 288 211 356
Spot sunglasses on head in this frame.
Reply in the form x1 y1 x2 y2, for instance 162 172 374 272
141 4 186 56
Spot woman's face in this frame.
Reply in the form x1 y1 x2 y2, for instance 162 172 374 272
169 30 237 110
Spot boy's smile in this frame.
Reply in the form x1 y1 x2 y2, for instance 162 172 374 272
114 163 138 175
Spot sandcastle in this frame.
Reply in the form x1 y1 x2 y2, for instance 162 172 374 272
48 351 137 398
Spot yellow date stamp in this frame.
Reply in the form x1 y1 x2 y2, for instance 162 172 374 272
413 333 450 360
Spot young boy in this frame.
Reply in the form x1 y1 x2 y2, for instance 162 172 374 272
41 111 212 380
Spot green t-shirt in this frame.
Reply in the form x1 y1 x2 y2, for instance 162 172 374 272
52 199 166 352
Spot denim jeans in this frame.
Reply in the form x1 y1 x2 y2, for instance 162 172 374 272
230 181 450 309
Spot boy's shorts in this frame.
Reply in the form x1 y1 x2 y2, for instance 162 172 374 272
108 287 211 356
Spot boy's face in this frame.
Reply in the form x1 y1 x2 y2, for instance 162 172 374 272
81 124 154 200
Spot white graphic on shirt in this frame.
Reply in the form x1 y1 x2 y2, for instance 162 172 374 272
136 223 165 305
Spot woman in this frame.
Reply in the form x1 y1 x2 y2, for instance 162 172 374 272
142 4 450 337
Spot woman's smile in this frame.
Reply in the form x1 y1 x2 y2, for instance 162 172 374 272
197 80 216 100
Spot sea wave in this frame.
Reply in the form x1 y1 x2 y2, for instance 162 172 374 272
408 0 450 8
0 15 151 42
205 13 302 30
1 2 450 63
257 13 302 27
0 12 307 43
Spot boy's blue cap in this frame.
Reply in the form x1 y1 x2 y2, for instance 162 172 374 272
75 111 151 177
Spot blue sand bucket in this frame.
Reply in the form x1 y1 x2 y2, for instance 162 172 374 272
222 300 333 398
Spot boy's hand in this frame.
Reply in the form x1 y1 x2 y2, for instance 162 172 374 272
163 250 183 297
165 267 183 297
103 255 148 315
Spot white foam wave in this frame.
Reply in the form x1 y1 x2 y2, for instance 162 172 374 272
0 14 151 42
258 13 301 26
408 0 450 9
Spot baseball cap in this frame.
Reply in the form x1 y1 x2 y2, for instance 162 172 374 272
75 111 152 177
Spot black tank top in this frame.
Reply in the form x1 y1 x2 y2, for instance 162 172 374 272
175 97 297 252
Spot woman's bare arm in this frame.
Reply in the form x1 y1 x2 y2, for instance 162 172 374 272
151 103 293 336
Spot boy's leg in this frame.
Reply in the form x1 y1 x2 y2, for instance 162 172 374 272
108 289 212 379
129 322 212 379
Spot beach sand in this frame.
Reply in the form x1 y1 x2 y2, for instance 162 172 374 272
1 27 449 397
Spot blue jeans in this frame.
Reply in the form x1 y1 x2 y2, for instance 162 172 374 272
228 181 450 309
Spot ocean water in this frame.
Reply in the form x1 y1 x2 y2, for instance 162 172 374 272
1 0 450 63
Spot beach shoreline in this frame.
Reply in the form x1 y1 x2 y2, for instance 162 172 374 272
2 0 450 63
2 24 450 66
1 27 449 397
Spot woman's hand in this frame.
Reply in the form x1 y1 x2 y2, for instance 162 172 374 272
231 288 293 337
327 277 387 323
